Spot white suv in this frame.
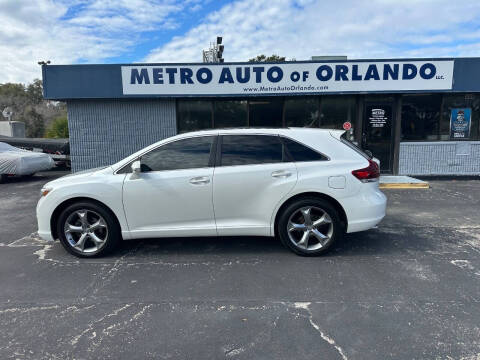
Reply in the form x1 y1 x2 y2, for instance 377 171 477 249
37 128 386 257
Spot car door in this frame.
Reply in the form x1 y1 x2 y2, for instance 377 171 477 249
213 134 297 236
122 135 217 238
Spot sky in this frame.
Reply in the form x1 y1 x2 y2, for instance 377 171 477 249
2 0 480 84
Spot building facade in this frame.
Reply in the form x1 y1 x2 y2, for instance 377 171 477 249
42 58 480 175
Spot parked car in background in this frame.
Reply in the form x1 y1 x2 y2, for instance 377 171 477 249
0 142 54 183
0 136 70 169
36 128 387 257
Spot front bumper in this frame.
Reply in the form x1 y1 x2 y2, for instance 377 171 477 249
38 230 54 242
36 196 55 242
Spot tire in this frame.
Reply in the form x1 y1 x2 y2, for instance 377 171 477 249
0 174 6 183
57 201 121 258
277 198 344 256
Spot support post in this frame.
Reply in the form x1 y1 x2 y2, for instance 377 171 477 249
392 94 402 175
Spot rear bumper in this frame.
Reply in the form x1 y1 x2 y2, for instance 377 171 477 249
347 214 385 233
345 187 387 233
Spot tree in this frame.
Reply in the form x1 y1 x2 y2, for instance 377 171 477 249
23 107 45 138
26 79 44 104
248 54 286 62
0 79 66 138
45 116 69 138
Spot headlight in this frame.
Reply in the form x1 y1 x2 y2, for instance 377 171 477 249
40 187 52 197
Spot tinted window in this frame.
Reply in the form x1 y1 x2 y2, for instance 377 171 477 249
117 160 135 174
177 100 212 133
401 94 441 141
282 137 327 162
221 135 283 166
320 96 356 130
141 136 214 172
248 99 283 127
214 100 247 128
284 97 319 127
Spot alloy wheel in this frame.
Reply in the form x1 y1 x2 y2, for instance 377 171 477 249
64 209 108 254
287 206 333 251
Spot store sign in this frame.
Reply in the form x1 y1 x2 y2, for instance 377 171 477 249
450 108 471 139
121 60 454 96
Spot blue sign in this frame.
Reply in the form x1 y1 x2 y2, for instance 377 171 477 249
450 108 471 139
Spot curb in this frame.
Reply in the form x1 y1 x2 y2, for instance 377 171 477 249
379 182 430 189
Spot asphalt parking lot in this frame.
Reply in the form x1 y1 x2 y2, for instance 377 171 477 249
1 172 479 360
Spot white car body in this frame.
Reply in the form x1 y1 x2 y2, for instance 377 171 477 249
36 128 386 243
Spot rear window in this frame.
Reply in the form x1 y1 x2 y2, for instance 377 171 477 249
282 137 327 162
340 133 371 160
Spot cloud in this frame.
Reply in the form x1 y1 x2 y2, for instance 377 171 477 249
3 0 480 84
0 0 188 84
145 0 480 63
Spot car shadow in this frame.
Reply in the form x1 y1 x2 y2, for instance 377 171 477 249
110 219 446 259
116 235 288 257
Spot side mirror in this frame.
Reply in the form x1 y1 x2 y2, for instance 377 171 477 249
131 160 141 174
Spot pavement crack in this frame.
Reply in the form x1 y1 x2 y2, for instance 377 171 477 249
84 244 142 297
0 305 60 314
70 303 132 346
224 314 280 358
293 302 348 360
131 304 153 321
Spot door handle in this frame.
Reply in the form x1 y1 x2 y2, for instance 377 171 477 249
271 170 292 178
189 176 210 185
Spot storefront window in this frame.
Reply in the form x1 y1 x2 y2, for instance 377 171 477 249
440 94 479 140
284 97 319 127
248 98 283 127
320 96 356 129
177 100 212 133
214 100 247 128
401 94 441 141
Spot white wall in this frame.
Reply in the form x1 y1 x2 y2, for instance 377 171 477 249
0 121 25 138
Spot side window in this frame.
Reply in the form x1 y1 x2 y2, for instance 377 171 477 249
282 137 328 162
140 136 214 172
117 160 135 174
220 135 284 166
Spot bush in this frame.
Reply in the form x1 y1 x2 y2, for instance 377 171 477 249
45 116 69 138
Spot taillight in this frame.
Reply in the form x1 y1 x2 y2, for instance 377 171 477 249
352 160 380 182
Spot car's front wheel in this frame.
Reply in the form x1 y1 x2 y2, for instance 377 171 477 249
57 201 120 257
277 198 343 256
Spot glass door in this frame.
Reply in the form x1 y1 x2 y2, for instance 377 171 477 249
363 102 394 173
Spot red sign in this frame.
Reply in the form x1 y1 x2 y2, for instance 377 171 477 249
343 122 352 130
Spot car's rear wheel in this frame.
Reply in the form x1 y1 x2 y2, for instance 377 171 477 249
277 198 343 256
57 201 120 257
0 174 7 183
